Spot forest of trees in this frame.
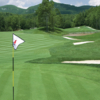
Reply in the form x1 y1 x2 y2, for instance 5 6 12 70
0 0 100 31
74 6 100 30
0 12 38 31
0 0 74 31
36 0 75 31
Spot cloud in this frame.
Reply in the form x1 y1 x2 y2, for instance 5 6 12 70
0 0 61 9
8 0 26 9
75 2 83 7
89 0 100 6
7 0 42 9
53 0 60 3
0 0 9 6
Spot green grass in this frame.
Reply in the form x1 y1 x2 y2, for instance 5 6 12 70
0 27 100 100
70 32 100 41
62 26 100 34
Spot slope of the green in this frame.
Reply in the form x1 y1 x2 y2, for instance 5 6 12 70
0 28 100 100
63 26 99 33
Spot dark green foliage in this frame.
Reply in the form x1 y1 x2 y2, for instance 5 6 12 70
0 16 5 31
60 14 75 28
74 12 85 26
74 6 100 29
36 0 75 31
0 10 75 31
0 12 37 31
36 0 58 31
8 26 13 31
0 2 98 31
54 3 93 14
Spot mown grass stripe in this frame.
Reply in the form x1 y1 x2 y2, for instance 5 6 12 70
0 75 12 100
15 69 31 100
0 70 5 78
14 68 23 100
53 74 79 100
31 66 47 100
42 73 62 100
80 79 100 100
66 77 95 100
0 70 11 99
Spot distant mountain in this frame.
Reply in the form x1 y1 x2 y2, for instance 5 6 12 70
54 3 94 14
25 5 39 14
0 3 94 14
0 5 25 14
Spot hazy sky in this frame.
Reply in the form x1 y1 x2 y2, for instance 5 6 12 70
0 0 100 9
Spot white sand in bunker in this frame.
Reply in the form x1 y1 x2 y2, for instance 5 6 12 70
73 41 94 45
62 60 100 64
63 36 94 45
65 33 94 36
63 36 78 40
62 33 98 64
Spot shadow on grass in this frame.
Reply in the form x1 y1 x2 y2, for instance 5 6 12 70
25 57 100 69
25 57 64 64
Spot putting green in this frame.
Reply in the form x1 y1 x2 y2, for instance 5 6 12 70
0 29 100 100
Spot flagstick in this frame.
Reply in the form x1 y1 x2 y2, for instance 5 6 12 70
12 47 14 100
12 33 24 100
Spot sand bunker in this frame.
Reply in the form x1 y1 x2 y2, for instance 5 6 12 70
62 60 100 64
63 37 78 40
63 36 94 45
65 33 94 36
73 41 94 45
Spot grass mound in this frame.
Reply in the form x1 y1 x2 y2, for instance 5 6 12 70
63 26 100 33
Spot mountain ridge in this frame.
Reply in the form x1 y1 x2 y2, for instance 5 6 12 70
0 2 94 14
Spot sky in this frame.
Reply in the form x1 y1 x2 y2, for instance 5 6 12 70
0 0 100 9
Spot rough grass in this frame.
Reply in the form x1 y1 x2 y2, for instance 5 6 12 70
0 27 100 100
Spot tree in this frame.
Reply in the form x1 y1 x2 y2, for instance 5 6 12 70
74 12 85 26
36 0 57 31
0 16 5 31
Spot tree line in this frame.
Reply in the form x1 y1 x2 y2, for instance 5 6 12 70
36 0 75 31
73 6 100 30
0 0 100 31
0 12 37 31
0 0 74 31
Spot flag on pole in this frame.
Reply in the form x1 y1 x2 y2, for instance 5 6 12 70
13 34 24 50
12 33 24 100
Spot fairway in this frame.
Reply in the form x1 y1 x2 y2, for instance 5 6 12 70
0 28 100 100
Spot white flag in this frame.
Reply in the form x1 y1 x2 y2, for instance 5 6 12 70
13 34 24 50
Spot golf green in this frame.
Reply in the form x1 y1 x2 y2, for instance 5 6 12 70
0 28 100 100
